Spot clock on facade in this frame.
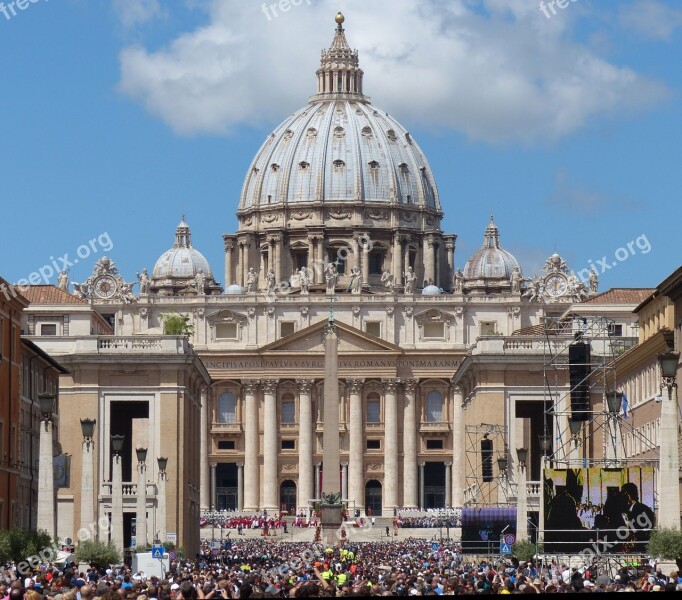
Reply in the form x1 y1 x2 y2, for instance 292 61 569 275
545 273 568 298
94 275 118 299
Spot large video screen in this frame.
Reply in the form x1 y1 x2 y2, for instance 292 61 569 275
543 467 655 554
461 507 516 554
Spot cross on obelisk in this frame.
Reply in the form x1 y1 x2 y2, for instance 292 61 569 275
320 296 343 545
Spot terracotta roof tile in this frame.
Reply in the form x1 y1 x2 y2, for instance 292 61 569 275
21 285 87 305
583 288 654 305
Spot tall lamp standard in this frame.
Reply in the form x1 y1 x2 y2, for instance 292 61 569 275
136 447 148 548
157 457 168 544
110 435 125 552
37 393 56 538
516 447 529 542
80 419 96 539
658 350 680 529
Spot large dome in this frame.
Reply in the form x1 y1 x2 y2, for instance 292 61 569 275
463 217 520 292
238 16 439 212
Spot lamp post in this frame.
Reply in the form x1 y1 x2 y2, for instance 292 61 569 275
136 447 148 548
658 350 680 529
605 391 623 465
80 419 96 540
111 435 125 552
37 393 56 538
538 433 551 550
516 448 528 542
157 457 168 544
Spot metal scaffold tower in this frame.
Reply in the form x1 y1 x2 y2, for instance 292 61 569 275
464 423 510 506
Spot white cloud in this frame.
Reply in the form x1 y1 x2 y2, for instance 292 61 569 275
619 0 682 41
117 0 670 143
113 0 162 28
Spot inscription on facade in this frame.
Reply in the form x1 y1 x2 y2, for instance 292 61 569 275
205 358 462 371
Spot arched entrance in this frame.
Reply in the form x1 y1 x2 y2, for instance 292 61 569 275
280 480 297 514
365 480 383 516
424 462 446 509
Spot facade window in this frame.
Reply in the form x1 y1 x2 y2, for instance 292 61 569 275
479 321 497 336
423 322 445 339
217 392 237 424
366 395 381 423
281 440 296 450
280 322 295 338
366 439 381 450
216 323 238 339
40 324 57 336
217 441 235 450
369 251 384 275
281 400 295 424
426 439 444 450
425 390 444 422
365 322 381 338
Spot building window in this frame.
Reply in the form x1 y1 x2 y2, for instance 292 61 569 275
217 392 237 424
280 322 296 338
40 324 57 336
366 394 381 423
366 439 381 450
479 321 497 336
369 251 384 275
611 324 623 337
423 322 445 339
218 441 235 450
425 390 444 422
426 439 444 450
281 400 295 424
216 323 238 340
365 322 381 338
281 440 296 450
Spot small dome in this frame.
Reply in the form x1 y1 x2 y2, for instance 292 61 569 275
422 285 442 296
224 284 245 295
463 217 520 281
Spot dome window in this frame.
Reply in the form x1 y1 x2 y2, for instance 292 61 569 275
368 160 380 170
283 129 294 140
299 161 310 170
252 167 260 174
271 163 280 172
333 160 346 170
333 126 345 138
406 133 413 145
399 163 409 174
387 130 397 141
361 126 373 139
306 127 318 139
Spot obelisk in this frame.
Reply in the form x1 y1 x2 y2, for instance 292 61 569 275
320 302 342 545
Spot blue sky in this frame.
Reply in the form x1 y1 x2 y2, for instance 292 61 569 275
1 0 681 291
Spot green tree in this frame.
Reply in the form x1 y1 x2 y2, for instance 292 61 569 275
0 529 53 564
513 539 541 563
647 528 682 565
161 313 194 337
75 540 122 568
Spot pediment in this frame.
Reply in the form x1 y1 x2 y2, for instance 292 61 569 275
414 308 456 324
206 309 248 323
261 320 402 354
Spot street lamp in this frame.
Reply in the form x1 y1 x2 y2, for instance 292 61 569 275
516 447 528 468
79 418 97 539
497 455 508 477
37 393 56 537
157 457 168 544
539 434 552 457
606 391 623 415
657 350 680 530
110 434 125 552
157 457 168 474
516 447 528 542
136 447 148 548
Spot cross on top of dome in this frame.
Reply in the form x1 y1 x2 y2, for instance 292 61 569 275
483 215 501 249
174 215 192 248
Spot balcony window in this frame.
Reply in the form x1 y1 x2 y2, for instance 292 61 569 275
217 392 237 424
366 395 381 423
425 390 444 422
423 322 445 339
281 400 295 424
365 322 381 338
216 323 238 340
40 324 57 336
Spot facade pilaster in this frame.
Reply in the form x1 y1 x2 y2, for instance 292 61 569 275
451 384 465 507
297 380 314 511
347 379 364 511
402 380 418 508
262 380 279 511
383 379 399 510
243 381 260 511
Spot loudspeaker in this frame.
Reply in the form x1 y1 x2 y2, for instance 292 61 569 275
569 342 591 421
481 437 493 482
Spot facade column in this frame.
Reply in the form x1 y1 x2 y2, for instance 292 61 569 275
136 461 148 547
341 462 348 501
451 385 465 507
200 389 209 510
403 238 411 278
274 239 282 284
111 454 124 552
224 239 234 287
392 232 402 288
37 421 55 538
434 243 441 288
313 237 322 284
209 462 217 510
361 237 370 284
423 236 434 285
313 462 321 499
307 237 315 273
445 238 455 291
237 243 244 287
157 469 167 543
352 237 360 273
445 462 452 508
259 251 266 290
297 380 314 511
262 380 279 511
347 379 364 511
243 381 260 511
402 380 418 508
383 379 399 511
418 462 426 510
659 383 680 529
80 435 95 539
516 460 528 542
236 462 244 511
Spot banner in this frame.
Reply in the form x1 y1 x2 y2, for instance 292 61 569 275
53 453 71 489
543 467 655 554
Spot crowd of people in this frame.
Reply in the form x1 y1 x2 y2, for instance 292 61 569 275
3 537 682 596
396 516 460 529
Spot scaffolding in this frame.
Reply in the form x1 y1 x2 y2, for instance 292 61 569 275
464 423 510 506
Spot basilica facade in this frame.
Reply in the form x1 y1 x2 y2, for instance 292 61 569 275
22 14 648 552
